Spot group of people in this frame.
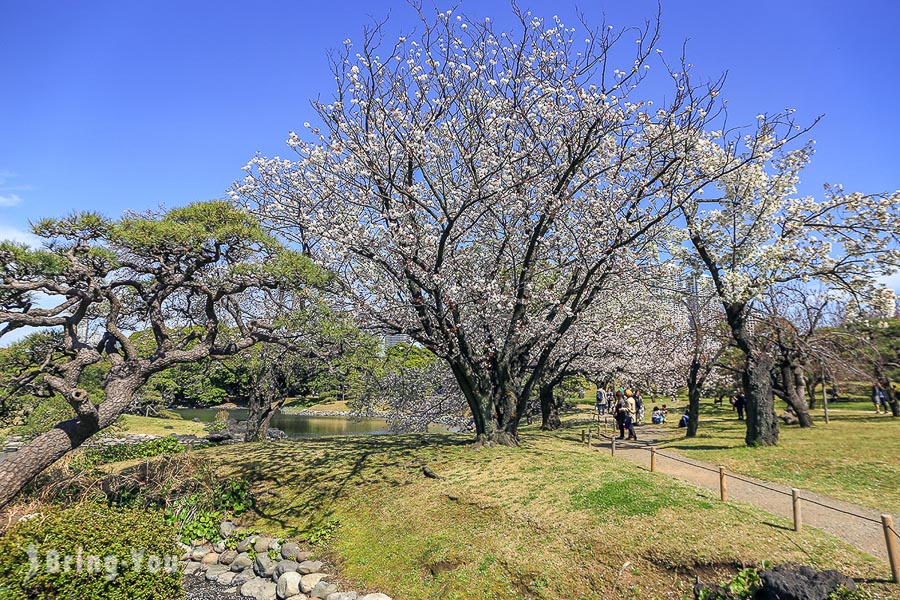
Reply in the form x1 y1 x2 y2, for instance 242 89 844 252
596 387 658 441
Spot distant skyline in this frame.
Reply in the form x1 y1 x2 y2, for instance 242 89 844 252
1 0 898 292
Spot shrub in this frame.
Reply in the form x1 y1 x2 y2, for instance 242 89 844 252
0 503 182 600
73 437 185 469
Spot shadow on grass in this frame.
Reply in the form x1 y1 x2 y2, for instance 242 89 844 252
664 444 735 451
761 521 793 532
205 433 470 533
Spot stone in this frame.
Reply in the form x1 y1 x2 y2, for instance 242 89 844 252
190 545 212 561
309 581 338 599
217 570 237 586
268 539 282 553
255 554 277 578
300 573 327 594
233 567 256 585
280 542 302 560
286 596 309 600
220 520 237 539
204 564 230 581
213 540 227 553
237 535 257 553
757 563 856 600
295 551 314 562
255 536 276 553
219 549 238 565
276 571 302 598
274 559 300 578
182 561 203 576
240 577 278 600
297 560 324 575
326 593 358 600
231 552 253 572
360 595 392 600
200 552 220 565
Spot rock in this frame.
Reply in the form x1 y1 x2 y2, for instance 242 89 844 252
255 554 277 578
231 552 254 572
295 551 314 562
216 570 237 585
268 539 282 553
779 410 800 425
200 552 220 565
297 560 324 575
309 581 338 599
276 571 302 598
220 520 237 539
326 593 358 600
190 545 212 561
286 595 309 600
237 536 257 553
213 540 227 553
274 559 300 577
240 577 278 600
219 549 238 565
255 536 276 553
233 567 256 585
182 561 203 576
205 431 234 443
360 595 392 600
204 564 230 581
300 573 327 594
280 542 302 560
757 563 856 600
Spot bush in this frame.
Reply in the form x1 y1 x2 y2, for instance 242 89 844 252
0 504 182 600
73 437 185 469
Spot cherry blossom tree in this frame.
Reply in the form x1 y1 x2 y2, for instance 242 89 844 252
235 5 812 445
677 135 900 445
0 201 321 507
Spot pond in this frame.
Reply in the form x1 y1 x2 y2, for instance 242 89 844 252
174 408 395 439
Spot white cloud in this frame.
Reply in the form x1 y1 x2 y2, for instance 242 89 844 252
878 270 900 295
0 193 22 207
0 224 39 246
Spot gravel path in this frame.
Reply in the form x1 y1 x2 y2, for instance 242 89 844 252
583 421 892 561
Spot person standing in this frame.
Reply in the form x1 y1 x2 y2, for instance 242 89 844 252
872 384 885 414
633 389 644 425
614 391 627 439
595 386 608 416
733 391 746 421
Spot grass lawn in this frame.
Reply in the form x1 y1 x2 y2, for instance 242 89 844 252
201 422 890 599
114 414 208 437
656 398 900 516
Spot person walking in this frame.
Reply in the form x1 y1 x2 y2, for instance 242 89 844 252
595 386 608 416
614 392 627 439
733 391 746 421
633 389 645 425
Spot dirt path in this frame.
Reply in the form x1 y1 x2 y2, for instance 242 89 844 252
585 422 891 561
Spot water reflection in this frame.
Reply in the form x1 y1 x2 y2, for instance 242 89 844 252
175 408 392 439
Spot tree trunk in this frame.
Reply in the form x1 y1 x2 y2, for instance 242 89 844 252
778 362 813 427
449 360 520 446
245 369 283 442
0 380 136 509
686 359 702 438
539 383 561 431
744 351 779 446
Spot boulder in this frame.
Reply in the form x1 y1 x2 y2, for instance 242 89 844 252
216 570 237 586
757 563 856 600
200 552 220 565
231 552 253 572
233 567 256 585
297 560 324 575
204 564 230 581
300 573 327 594
275 560 301 578
182 561 203 576
269 539 282 553
240 577 278 600
255 554 277 578
280 542 302 560
326 593 358 600
237 535 257 553
213 540 227 553
255 536 276 553
190 545 212 561
219 549 238 565
295 551 314 562
220 521 237 539
276 571 302 598
310 581 338 599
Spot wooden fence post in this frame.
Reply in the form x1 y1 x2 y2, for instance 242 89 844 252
792 488 802 532
611 438 616 456
719 466 727 502
882 514 900 584
650 447 656 473
587 430 592 450
581 429 585 444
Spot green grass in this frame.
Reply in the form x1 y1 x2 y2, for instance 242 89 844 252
115 414 208 437
199 425 890 599
658 399 900 515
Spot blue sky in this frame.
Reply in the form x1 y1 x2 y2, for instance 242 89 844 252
1 0 898 291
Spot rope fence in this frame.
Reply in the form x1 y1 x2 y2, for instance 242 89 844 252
578 425 900 583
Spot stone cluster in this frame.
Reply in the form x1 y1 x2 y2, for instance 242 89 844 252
180 521 391 600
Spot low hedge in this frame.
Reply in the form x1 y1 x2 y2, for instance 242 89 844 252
0 503 182 600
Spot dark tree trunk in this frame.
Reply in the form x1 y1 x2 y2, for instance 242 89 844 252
539 383 562 431
744 350 779 446
778 362 813 427
449 359 521 446
686 359 702 438
0 379 137 508
244 369 285 442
